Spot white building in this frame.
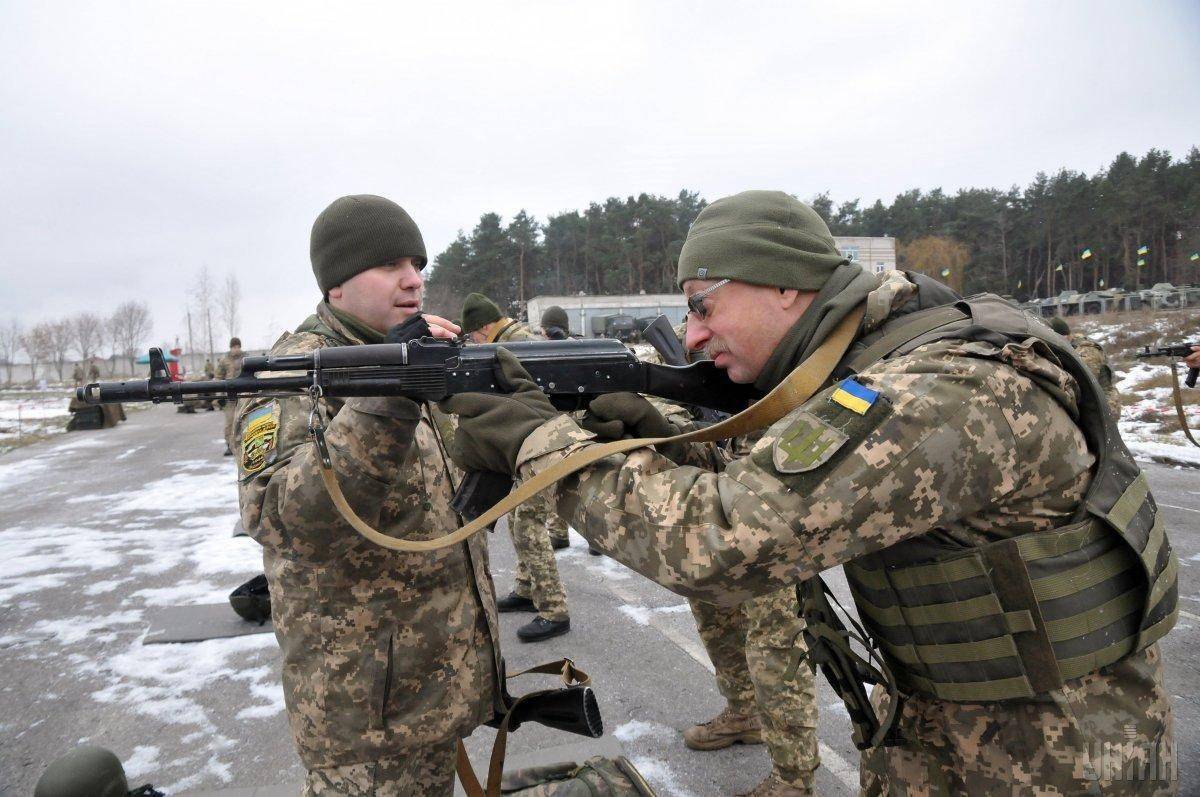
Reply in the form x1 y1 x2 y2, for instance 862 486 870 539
835 236 897 275
527 236 896 336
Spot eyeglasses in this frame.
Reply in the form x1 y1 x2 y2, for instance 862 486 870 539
686 279 730 320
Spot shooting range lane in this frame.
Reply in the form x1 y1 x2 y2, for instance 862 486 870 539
1 404 1197 795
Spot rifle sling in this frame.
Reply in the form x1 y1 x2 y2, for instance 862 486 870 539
456 659 590 797
314 306 865 553
1170 363 1200 447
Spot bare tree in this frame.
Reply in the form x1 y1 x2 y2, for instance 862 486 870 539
0 320 21 385
71 312 104 362
101 313 121 375
109 300 153 373
47 319 74 381
191 266 216 356
20 324 52 384
219 273 241 345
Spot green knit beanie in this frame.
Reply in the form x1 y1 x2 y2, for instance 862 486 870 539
461 293 503 334
677 190 847 290
540 305 570 331
1047 316 1071 336
310 195 428 293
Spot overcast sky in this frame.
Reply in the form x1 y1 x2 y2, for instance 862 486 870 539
2 1 1197 352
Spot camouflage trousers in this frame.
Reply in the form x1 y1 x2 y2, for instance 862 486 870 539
303 738 457 796
690 586 819 790
510 491 569 621
860 644 1177 796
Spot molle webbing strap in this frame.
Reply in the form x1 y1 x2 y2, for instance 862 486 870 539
315 307 866 552
1099 472 1180 650
844 517 1151 702
846 304 968 374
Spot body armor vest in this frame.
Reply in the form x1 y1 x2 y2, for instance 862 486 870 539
800 292 1178 745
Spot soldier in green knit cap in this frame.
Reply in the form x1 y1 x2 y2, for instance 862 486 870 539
236 194 502 796
459 291 574 642
442 190 1178 795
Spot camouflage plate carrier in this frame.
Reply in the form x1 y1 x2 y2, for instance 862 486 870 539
803 293 1178 748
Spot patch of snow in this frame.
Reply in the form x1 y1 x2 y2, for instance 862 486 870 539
123 745 161 780
618 604 692 627
128 582 229 607
27 611 143 645
586 554 634 580
613 719 675 742
1123 436 1200 468
629 757 695 797
84 578 133 596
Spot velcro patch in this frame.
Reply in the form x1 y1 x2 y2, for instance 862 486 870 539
830 378 879 415
772 410 849 473
241 403 280 475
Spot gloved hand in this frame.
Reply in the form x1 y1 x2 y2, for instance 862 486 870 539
580 393 686 462
385 314 432 344
439 348 561 475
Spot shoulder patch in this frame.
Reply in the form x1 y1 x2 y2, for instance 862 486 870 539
772 409 849 473
829 378 878 415
241 402 280 475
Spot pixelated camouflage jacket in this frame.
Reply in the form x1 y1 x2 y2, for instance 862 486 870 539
516 278 1176 792
492 320 537 342
237 302 501 769
514 273 1101 605
215 349 245 379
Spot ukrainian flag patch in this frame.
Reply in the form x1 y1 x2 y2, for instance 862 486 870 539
830 378 878 415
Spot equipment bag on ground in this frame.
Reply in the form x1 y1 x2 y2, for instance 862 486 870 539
500 756 656 796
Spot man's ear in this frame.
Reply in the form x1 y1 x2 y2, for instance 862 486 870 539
778 288 801 309
328 285 343 301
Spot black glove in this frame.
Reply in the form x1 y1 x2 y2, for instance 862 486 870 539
439 348 561 475
580 393 686 462
385 314 432 344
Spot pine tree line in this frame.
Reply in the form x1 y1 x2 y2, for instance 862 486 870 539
425 148 1200 318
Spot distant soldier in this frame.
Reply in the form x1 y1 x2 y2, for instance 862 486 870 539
204 358 216 379
215 337 245 455
1184 344 1200 370
87 360 100 382
539 305 573 340
461 292 572 642
71 362 84 387
1048 317 1121 418
638 326 819 796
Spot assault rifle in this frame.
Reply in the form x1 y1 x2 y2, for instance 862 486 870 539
77 338 758 411
1136 343 1199 388
78 338 760 518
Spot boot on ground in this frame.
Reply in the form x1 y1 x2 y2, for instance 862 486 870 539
496 591 537 613
682 706 762 751
734 773 813 797
516 615 570 642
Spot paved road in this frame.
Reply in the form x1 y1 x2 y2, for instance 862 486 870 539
0 405 1195 795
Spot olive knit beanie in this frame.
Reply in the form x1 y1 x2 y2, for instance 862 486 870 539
677 190 847 291
310 195 427 293
461 293 503 334
540 305 570 332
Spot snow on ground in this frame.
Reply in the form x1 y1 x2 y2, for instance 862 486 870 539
0 440 277 792
0 389 76 452
1074 310 1200 467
